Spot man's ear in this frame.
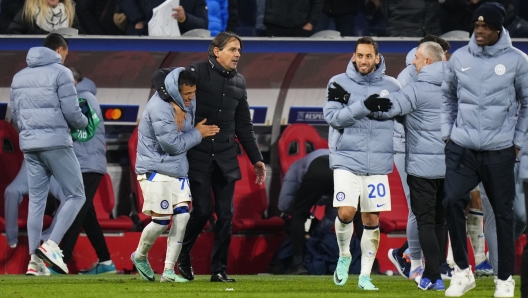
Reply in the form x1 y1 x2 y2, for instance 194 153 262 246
351 53 356 62
375 54 380 64
213 47 220 58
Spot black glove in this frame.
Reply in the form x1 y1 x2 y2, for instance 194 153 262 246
328 82 350 105
364 94 392 112
151 67 176 102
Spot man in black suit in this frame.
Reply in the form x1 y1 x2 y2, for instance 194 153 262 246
153 31 266 282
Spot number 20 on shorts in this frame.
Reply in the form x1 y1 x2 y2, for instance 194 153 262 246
367 183 386 199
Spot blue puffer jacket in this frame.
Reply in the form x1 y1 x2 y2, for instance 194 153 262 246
324 56 401 175
379 62 446 179
442 29 528 150
73 78 106 175
10 47 87 152
278 149 330 213
207 0 227 36
136 68 202 177
393 48 417 154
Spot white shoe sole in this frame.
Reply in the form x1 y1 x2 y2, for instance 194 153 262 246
445 282 476 297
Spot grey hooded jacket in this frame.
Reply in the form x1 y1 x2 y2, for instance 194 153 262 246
377 62 446 179
324 56 401 175
10 47 87 152
441 29 528 150
73 78 106 175
136 68 202 178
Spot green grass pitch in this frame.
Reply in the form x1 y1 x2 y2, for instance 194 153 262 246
0 274 521 297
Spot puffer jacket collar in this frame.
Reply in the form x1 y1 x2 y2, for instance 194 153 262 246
208 58 237 79
76 78 97 96
417 61 445 86
468 28 512 57
165 67 195 112
345 54 387 84
26 47 62 68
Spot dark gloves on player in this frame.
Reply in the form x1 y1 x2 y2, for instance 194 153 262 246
327 82 350 105
364 94 392 112
79 100 89 114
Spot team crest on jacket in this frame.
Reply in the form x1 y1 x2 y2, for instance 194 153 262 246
160 200 169 209
336 192 345 201
379 90 389 97
495 64 506 75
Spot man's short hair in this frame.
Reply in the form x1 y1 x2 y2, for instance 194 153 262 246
419 41 445 63
43 33 68 51
355 37 379 55
68 66 83 82
419 34 451 52
208 31 242 58
178 69 197 88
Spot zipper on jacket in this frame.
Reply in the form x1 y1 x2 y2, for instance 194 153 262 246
478 59 483 150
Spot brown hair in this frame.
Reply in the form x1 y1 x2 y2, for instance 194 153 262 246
208 31 242 58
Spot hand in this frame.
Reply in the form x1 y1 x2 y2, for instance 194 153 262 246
254 161 266 185
328 82 350 105
79 100 89 114
302 23 313 31
364 94 392 112
135 21 144 30
172 6 186 22
195 118 219 138
170 102 186 131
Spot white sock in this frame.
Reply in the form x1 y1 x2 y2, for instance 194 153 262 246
165 212 190 270
136 217 170 260
99 260 113 266
335 216 353 258
467 208 485 264
360 225 380 277
410 259 422 272
30 254 41 263
446 233 455 268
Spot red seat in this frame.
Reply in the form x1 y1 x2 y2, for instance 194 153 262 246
0 120 53 231
232 140 283 233
93 173 133 231
128 127 151 226
0 120 24 232
278 124 328 177
379 165 408 233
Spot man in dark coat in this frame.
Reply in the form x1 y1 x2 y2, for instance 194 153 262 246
153 31 266 282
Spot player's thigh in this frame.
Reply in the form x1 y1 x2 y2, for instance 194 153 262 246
333 169 361 208
360 175 391 213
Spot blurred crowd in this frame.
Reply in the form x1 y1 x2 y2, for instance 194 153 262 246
0 0 527 38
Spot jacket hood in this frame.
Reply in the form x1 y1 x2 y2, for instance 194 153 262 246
406 47 417 66
165 67 193 111
346 54 387 83
26 47 62 68
417 61 445 86
469 28 512 57
76 78 97 96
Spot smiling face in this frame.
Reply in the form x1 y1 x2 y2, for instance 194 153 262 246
214 38 241 71
473 20 500 46
352 44 380 75
179 84 196 107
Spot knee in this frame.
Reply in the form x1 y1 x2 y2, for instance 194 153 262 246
337 206 356 223
173 204 190 224
362 212 379 226
4 186 24 203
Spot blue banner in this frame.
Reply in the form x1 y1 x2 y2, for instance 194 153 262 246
0 103 7 120
288 107 326 124
250 106 267 124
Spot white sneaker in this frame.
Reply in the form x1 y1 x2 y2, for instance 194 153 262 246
26 261 51 276
445 266 476 297
35 240 68 274
494 276 514 298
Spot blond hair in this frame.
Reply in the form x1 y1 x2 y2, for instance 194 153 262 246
23 0 75 28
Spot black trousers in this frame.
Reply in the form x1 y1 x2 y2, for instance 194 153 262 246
61 173 111 263
181 160 235 273
408 175 445 282
521 181 528 298
444 141 515 280
290 156 333 258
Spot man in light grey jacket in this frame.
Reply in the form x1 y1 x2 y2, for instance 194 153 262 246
376 41 447 291
441 3 528 297
10 33 88 275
